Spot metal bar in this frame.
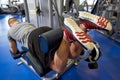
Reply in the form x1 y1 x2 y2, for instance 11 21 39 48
48 0 53 27
23 0 30 22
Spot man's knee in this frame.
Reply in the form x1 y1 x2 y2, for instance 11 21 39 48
69 42 83 59
50 53 67 73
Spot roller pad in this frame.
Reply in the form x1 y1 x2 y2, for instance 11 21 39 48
39 27 63 53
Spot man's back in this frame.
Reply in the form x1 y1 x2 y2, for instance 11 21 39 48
8 22 36 48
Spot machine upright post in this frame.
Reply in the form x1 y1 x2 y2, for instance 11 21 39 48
24 0 30 22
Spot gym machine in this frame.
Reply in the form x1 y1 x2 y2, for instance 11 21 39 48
10 26 101 80
11 0 102 79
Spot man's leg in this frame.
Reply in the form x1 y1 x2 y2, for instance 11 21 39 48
69 41 83 59
63 17 102 66
50 30 83 74
50 38 70 74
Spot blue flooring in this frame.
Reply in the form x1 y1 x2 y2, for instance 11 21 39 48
0 14 120 80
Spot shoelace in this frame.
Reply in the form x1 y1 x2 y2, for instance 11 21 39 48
75 32 93 43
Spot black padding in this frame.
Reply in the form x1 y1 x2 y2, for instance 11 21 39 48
88 62 98 69
28 26 53 69
39 27 63 53
25 52 51 77
27 27 63 76
10 50 21 59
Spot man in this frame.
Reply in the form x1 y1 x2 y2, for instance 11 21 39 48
7 18 83 74
7 11 113 74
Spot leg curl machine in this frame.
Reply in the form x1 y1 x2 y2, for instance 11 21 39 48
15 26 101 79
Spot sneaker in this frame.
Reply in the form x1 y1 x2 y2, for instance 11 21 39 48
64 17 95 51
78 11 113 31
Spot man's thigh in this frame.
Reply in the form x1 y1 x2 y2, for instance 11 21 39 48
50 39 70 73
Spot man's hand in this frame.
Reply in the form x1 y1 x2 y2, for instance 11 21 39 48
10 50 21 59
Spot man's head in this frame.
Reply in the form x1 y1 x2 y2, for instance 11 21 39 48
8 18 19 27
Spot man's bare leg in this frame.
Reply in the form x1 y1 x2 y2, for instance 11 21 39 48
50 24 88 74
50 37 70 74
50 36 84 74
69 41 83 59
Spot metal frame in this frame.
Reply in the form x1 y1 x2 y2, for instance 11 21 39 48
23 0 65 28
17 53 80 80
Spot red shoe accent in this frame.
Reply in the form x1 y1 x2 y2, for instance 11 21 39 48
78 20 99 29
97 17 109 29
75 32 93 43
78 17 109 30
62 27 76 42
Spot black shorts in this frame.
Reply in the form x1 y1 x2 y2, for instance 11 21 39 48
28 26 63 69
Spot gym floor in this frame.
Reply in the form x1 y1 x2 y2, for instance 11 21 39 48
0 14 120 80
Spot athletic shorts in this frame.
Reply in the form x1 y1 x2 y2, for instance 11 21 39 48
28 26 63 70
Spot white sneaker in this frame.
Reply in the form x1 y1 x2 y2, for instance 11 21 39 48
79 11 113 31
64 17 94 51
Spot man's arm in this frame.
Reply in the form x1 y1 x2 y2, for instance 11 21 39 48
9 40 22 59
9 40 19 54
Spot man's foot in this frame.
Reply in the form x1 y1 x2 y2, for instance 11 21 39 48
78 11 113 32
64 17 94 51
